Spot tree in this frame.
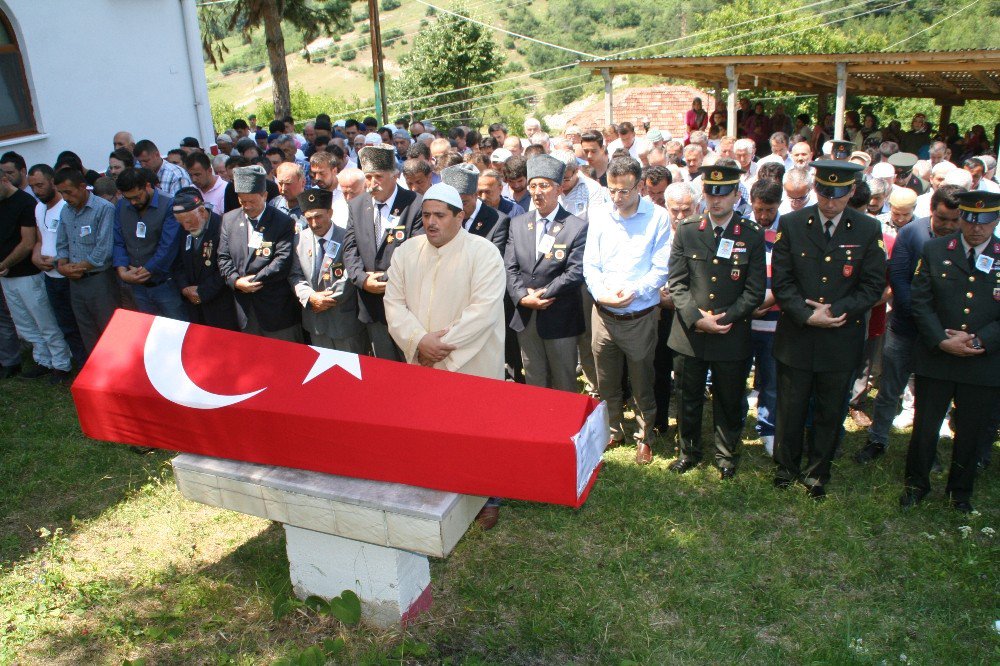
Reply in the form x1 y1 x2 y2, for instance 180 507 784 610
388 4 506 127
199 0 353 119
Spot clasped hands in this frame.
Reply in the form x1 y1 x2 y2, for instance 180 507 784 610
939 329 985 357
417 328 455 367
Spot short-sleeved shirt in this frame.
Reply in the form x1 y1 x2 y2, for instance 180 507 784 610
35 198 68 278
0 188 40 277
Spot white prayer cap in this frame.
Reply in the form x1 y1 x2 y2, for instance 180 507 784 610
364 133 383 145
943 168 973 188
333 120 346 127
423 183 463 210
871 162 895 179
821 140 833 157
490 148 513 163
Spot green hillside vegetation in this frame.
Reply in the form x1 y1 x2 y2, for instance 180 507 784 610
205 0 999 133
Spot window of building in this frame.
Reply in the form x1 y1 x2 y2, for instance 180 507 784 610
0 11 35 139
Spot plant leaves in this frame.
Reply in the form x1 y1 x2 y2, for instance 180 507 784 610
328 589 362 625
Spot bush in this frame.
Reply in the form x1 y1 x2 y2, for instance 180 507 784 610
352 11 367 23
383 28 404 47
341 46 357 62
380 0 401 10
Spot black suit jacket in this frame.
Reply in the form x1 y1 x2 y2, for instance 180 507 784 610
911 233 1000 387
467 202 509 255
771 204 886 371
667 214 766 361
171 212 238 330
342 187 423 324
217 206 300 332
504 205 587 339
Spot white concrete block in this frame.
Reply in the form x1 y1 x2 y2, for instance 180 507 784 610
284 525 431 628
385 513 442 557
440 495 488 556
175 477 222 508
331 502 388 545
285 500 337 534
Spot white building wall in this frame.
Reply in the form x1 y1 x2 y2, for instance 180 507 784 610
0 0 214 172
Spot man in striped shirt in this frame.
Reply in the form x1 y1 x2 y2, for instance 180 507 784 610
747 179 783 455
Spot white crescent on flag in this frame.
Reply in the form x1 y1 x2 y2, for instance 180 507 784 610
144 317 267 409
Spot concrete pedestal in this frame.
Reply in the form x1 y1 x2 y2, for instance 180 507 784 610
284 525 432 627
171 453 485 628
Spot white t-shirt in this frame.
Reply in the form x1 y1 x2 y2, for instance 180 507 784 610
34 199 67 278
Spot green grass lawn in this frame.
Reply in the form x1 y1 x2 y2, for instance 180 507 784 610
1 374 997 664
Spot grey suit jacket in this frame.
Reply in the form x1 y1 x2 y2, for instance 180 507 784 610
289 225 364 341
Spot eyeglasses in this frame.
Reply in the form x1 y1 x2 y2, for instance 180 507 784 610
608 184 637 197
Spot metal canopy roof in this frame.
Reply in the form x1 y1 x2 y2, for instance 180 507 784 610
580 50 1000 103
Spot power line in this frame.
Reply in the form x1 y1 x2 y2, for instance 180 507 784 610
883 0 982 50
413 0 600 59
402 72 590 118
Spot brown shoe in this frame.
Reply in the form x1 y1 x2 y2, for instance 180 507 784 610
635 442 653 465
849 408 872 428
475 505 499 530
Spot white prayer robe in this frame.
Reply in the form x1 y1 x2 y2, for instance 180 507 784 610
384 229 506 379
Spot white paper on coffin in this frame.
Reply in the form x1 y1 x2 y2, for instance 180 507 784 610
573 400 610 497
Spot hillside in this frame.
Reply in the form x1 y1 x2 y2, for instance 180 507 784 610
203 0 1000 130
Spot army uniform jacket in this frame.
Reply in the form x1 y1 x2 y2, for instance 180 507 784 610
910 233 1000 387
667 213 766 361
771 205 886 372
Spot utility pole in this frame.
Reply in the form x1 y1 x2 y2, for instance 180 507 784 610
368 0 389 125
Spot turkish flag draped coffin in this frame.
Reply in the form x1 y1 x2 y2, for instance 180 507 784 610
72 311 610 507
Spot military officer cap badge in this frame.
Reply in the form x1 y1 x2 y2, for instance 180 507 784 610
810 160 864 199
829 140 854 161
299 188 334 212
697 164 744 196
954 190 1000 225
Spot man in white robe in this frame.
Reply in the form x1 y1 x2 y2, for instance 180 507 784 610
384 182 508 529
384 183 506 379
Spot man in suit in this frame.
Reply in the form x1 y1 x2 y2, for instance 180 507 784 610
343 145 423 360
441 163 509 253
289 188 365 352
217 165 301 342
771 160 886 498
170 188 238 330
900 191 1000 513
504 154 587 392
667 164 766 479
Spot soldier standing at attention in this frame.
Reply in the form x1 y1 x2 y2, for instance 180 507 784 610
771 161 886 498
667 164 766 478
900 191 1000 513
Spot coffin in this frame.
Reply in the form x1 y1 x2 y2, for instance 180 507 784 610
71 311 609 507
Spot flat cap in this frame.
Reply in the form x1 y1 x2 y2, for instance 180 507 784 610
172 186 205 213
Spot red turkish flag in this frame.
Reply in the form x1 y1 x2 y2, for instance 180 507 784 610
71 310 609 507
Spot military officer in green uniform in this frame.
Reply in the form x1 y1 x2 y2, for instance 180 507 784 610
900 191 1000 513
667 163 766 478
771 160 886 497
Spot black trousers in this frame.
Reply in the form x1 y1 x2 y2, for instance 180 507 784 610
774 362 853 487
653 311 674 428
904 375 1000 502
675 353 748 468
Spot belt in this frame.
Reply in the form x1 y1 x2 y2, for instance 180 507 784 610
78 269 109 280
597 304 656 321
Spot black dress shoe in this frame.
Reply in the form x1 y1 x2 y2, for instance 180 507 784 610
21 365 51 379
898 489 928 509
0 364 22 379
668 458 699 474
719 467 736 480
853 440 886 464
951 500 974 514
773 477 793 489
49 369 72 385
807 485 826 500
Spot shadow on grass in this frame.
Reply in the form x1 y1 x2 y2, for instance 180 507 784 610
0 379 180 567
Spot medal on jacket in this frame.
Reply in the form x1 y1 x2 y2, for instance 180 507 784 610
731 267 740 281
947 238 958 251
843 264 853 277
733 224 741 236
699 218 707 231
386 232 394 244
395 230 405 241
994 287 1000 302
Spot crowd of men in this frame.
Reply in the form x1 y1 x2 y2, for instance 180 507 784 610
0 104 997 523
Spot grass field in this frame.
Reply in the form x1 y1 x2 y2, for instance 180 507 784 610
1 371 998 664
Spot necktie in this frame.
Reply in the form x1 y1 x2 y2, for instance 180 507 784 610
714 226 724 247
316 237 327 280
538 218 550 255
375 203 386 242
968 248 977 273
824 220 834 241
